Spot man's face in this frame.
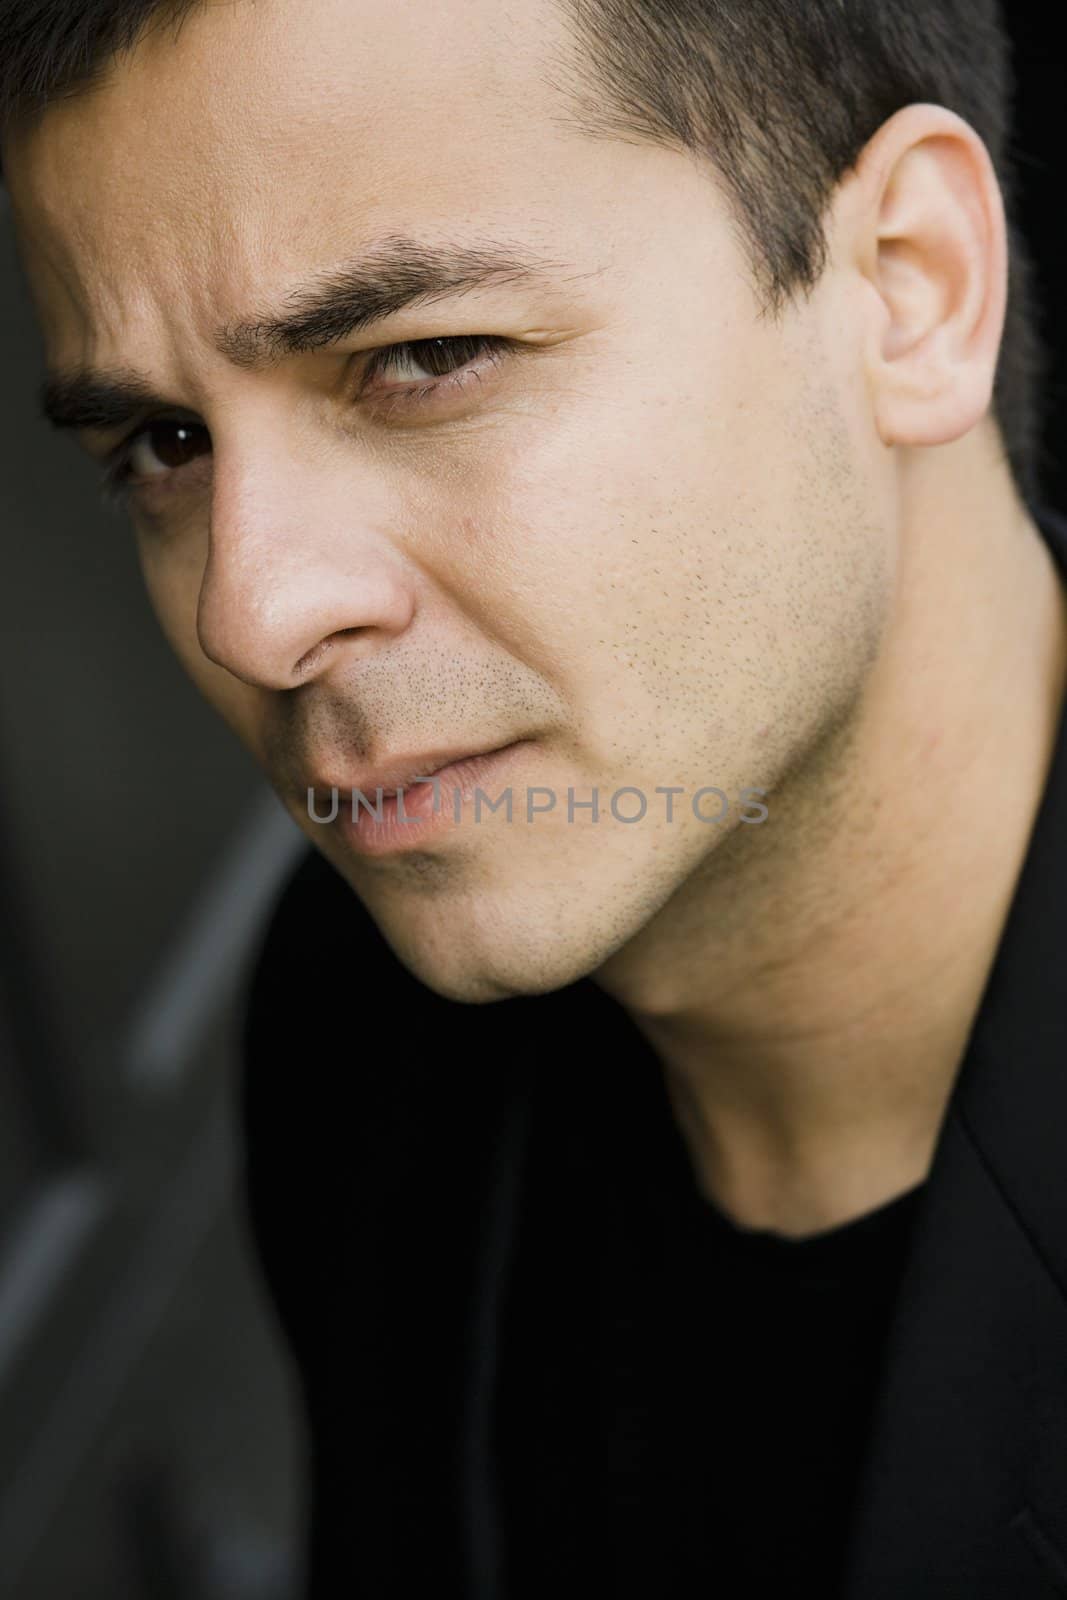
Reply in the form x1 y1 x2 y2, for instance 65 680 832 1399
4 0 893 1003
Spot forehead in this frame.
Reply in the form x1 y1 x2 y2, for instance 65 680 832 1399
3 0 597 347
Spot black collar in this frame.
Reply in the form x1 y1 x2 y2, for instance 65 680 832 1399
840 503 1067 1596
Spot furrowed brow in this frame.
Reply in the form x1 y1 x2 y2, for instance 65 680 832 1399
214 234 561 367
38 235 562 435
39 369 174 434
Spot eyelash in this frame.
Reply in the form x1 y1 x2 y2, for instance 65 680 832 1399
98 332 516 507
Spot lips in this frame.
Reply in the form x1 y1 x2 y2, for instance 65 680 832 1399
309 743 514 802
374 755 459 797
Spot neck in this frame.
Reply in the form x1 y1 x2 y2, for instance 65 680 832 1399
594 437 1067 1237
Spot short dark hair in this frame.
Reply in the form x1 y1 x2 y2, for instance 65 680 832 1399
0 0 1047 504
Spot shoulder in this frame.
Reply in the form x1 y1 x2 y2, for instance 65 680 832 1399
234 847 536 1337
239 844 384 1072
237 846 525 1136
237 845 488 1165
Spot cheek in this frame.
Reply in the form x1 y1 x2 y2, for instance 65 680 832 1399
448 338 878 773
137 528 206 670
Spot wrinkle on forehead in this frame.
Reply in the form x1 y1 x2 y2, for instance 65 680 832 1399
5 0 587 368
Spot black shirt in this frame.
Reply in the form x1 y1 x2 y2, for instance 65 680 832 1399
493 1038 925 1598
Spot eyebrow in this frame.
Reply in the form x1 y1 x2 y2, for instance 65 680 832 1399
38 233 562 434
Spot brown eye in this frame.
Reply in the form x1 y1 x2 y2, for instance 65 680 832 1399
127 419 211 476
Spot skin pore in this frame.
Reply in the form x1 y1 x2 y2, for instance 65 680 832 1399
4 0 1066 1235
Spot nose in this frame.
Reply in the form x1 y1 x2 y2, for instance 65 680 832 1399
195 447 417 690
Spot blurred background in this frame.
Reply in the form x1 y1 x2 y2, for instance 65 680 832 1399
0 246 310 1595
0 7 1065 1596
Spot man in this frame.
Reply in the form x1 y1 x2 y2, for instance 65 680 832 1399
2 0 1066 1592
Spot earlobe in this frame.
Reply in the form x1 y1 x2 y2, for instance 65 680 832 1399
852 104 1008 453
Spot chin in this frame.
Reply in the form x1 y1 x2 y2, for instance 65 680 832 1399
365 888 613 1006
337 828 690 1005
388 922 596 1007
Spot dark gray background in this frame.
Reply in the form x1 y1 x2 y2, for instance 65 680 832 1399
0 183 309 1597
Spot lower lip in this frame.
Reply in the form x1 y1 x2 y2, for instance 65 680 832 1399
335 741 530 856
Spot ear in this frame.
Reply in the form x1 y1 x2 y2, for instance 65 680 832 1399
845 103 1008 452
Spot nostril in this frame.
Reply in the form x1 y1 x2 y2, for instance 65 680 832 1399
293 627 363 678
